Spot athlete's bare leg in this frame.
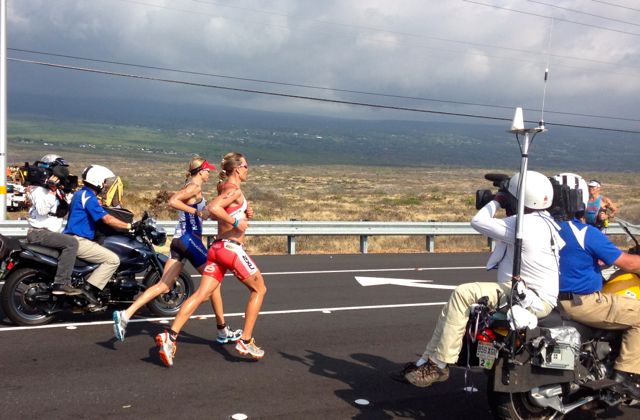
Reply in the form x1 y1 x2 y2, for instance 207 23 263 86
124 259 184 320
170 274 221 334
209 281 226 326
239 271 267 340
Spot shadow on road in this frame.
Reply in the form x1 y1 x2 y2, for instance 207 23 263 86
280 349 493 419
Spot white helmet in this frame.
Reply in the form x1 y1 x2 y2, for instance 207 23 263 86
508 170 553 210
82 165 116 191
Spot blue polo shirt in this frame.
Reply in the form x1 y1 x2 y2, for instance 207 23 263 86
63 186 108 240
558 219 621 294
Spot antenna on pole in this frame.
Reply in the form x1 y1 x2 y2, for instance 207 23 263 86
508 107 547 287
539 18 554 130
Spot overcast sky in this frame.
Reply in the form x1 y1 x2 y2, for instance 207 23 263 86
7 0 640 131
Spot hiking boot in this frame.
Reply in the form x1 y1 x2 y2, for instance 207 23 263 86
235 338 264 359
404 359 450 388
390 362 419 384
155 331 177 367
613 370 640 400
217 325 243 344
113 310 128 342
52 282 82 296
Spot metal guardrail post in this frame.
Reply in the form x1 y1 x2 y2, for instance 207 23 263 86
360 235 368 254
488 238 495 251
287 235 296 255
426 235 435 253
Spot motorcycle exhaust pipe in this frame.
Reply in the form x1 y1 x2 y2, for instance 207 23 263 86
530 386 596 414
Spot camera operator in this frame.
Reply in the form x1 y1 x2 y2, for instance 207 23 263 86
394 171 563 388
63 165 130 305
25 155 80 295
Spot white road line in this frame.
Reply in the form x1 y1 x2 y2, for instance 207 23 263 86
0 266 485 285
0 301 447 333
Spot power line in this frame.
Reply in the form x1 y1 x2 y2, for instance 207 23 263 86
590 0 640 13
528 0 640 27
8 57 640 135
463 0 640 36
10 47 640 124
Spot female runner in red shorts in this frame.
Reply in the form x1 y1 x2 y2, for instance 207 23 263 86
156 152 267 366
113 156 241 344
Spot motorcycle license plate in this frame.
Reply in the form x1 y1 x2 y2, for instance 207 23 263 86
476 341 498 369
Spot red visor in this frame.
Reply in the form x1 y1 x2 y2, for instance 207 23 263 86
191 160 216 175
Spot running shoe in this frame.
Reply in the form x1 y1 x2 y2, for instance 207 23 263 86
216 326 243 344
155 331 177 367
112 310 128 342
235 338 264 359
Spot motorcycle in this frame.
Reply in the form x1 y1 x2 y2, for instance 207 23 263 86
0 212 194 326
457 219 640 419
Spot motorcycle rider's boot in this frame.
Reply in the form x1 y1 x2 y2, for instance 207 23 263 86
613 370 640 400
390 362 419 383
81 284 103 308
52 281 82 296
404 359 450 388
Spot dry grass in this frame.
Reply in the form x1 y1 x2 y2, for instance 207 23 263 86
8 149 640 255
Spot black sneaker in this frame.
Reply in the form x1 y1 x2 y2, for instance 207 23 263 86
52 282 82 296
613 370 640 400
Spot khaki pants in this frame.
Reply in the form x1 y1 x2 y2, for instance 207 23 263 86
74 236 120 290
560 292 640 375
423 282 554 364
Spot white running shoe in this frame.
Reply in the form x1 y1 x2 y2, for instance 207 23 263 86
155 331 176 367
217 326 243 344
235 338 265 359
112 310 128 342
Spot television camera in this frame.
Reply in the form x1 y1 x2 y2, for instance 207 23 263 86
475 172 584 222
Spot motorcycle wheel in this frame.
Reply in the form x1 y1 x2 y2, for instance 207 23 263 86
143 269 194 317
489 391 562 420
0 267 57 326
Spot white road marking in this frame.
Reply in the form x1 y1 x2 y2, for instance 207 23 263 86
0 301 447 333
355 276 457 290
0 265 484 285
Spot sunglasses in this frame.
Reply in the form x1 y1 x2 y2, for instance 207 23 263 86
238 163 249 169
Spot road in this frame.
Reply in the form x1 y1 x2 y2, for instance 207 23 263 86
0 253 637 419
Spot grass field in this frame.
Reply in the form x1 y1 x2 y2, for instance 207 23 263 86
8 145 640 255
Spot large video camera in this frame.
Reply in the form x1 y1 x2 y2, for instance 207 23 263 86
475 173 584 221
22 160 78 193
475 173 517 216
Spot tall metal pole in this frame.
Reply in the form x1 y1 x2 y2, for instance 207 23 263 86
0 0 7 220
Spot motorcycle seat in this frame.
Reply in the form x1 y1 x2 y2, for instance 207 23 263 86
21 243 97 268
22 243 61 259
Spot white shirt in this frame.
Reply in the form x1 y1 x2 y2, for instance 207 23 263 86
27 186 64 233
470 200 564 307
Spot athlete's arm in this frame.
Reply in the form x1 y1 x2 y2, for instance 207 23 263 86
207 188 248 230
603 196 618 217
168 184 201 216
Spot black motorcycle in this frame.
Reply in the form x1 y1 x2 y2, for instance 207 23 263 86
0 213 194 326
457 297 636 419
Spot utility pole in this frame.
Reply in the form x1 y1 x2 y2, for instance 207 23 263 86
0 0 7 220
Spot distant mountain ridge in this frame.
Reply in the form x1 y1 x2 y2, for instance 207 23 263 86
8 93 639 171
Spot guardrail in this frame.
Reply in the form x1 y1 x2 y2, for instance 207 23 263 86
1 220 636 255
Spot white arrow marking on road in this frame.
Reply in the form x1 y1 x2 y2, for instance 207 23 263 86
355 276 457 290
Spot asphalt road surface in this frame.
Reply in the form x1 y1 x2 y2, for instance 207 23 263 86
0 253 637 419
